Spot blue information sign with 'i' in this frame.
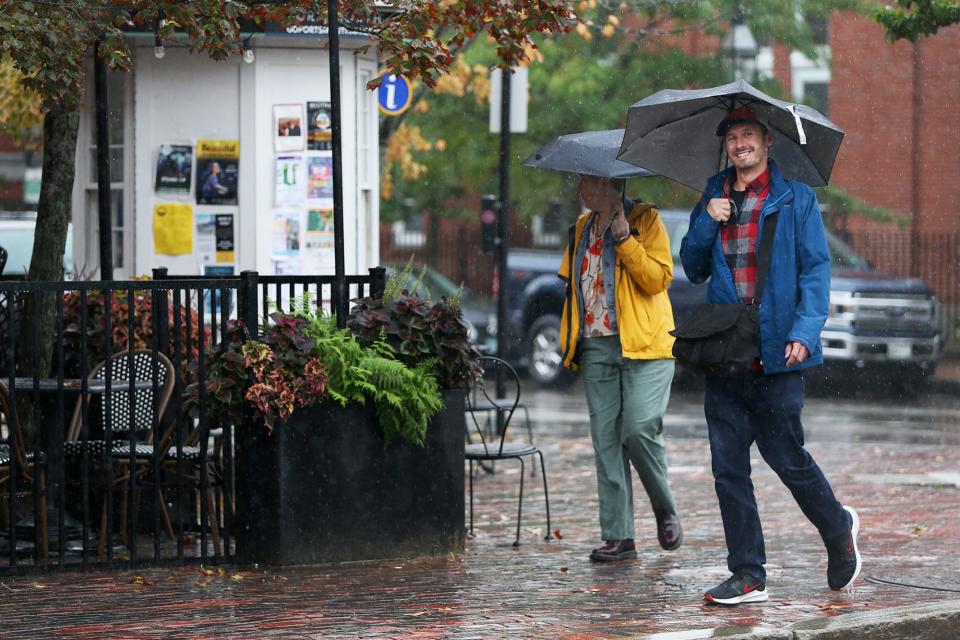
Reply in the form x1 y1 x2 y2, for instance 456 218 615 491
377 74 412 116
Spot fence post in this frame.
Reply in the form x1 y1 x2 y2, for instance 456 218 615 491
151 268 170 357
369 266 386 299
239 271 260 341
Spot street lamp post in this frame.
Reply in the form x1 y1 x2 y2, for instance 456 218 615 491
721 3 758 82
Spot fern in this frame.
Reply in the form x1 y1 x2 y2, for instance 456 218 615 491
383 256 416 303
289 291 315 317
291 303 443 445
360 349 442 446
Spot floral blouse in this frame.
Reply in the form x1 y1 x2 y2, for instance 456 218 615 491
579 217 615 337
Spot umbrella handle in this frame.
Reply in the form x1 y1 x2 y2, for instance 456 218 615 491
791 106 807 145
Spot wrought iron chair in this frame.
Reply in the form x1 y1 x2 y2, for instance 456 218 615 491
64 349 175 556
0 381 48 559
464 355 551 546
142 415 224 556
464 370 533 445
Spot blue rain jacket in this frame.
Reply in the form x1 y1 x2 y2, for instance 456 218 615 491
679 159 830 374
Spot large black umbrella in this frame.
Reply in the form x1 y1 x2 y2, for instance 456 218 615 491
617 79 844 191
522 129 655 179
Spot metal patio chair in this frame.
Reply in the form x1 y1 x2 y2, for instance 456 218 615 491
464 355 551 546
64 350 175 556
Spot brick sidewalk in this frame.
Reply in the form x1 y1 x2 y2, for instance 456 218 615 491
0 390 958 639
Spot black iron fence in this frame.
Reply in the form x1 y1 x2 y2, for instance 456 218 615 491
0 268 385 573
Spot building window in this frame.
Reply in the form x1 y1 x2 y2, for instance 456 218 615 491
803 81 829 116
804 12 830 46
84 68 129 276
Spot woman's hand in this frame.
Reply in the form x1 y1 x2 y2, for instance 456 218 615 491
610 204 630 242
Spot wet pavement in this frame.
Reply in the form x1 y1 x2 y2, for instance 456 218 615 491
0 372 959 639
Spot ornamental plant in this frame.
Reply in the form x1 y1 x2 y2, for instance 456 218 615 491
185 320 250 431
184 314 328 433
242 315 330 432
347 263 482 390
186 306 443 446
61 287 209 378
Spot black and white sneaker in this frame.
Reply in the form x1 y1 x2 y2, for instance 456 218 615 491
704 573 768 605
827 505 862 590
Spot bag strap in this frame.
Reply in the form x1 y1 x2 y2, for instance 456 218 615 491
561 222 576 363
754 211 779 303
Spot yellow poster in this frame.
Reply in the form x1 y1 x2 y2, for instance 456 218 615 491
153 203 193 255
196 139 239 159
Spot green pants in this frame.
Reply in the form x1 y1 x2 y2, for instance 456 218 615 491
580 335 677 541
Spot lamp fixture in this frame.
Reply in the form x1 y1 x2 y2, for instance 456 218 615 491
154 9 165 59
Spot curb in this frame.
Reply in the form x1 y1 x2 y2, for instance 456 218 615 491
704 599 960 640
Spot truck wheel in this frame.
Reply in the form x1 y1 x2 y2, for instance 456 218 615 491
527 315 574 387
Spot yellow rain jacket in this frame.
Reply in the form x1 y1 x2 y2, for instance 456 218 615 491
558 202 675 370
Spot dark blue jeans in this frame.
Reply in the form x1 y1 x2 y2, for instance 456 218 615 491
705 371 848 582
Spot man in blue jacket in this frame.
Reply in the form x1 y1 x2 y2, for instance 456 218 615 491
680 107 861 606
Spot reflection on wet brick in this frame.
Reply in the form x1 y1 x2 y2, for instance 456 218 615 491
0 386 958 638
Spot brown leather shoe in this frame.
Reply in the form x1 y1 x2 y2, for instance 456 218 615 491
656 511 683 551
589 539 637 562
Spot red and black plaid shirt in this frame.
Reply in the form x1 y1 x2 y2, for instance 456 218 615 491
721 168 771 302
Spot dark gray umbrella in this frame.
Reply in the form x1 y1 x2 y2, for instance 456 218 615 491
523 129 656 179
617 79 844 191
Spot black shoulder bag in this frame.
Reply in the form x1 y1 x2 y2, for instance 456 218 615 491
669 212 778 376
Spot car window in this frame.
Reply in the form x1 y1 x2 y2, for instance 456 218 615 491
0 222 74 277
665 220 687 265
825 233 871 271
417 267 462 299
1 228 41 274
386 263 464 300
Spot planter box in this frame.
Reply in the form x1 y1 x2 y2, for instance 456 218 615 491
235 389 465 565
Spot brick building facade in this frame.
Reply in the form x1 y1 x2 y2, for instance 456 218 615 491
828 12 960 237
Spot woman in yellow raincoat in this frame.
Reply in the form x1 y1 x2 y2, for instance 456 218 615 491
558 174 683 562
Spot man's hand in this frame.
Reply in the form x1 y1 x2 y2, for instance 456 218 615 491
706 198 732 224
784 341 809 367
610 203 630 242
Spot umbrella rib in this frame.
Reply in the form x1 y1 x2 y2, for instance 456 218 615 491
641 99 729 136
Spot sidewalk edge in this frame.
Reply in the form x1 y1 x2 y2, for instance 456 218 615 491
719 598 960 640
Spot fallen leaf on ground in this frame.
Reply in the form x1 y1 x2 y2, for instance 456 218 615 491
553 529 563 539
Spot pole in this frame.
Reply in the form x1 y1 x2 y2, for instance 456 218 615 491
910 40 921 278
495 68 511 405
94 39 113 281
327 0 348 326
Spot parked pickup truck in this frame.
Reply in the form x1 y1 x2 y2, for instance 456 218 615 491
499 210 943 387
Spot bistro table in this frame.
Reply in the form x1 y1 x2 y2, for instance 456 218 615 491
10 377 158 393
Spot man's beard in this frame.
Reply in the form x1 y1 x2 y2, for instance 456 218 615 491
730 148 765 171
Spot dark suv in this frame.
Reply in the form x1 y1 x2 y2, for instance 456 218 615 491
498 210 943 387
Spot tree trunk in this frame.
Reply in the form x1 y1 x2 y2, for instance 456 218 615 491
15 107 78 441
